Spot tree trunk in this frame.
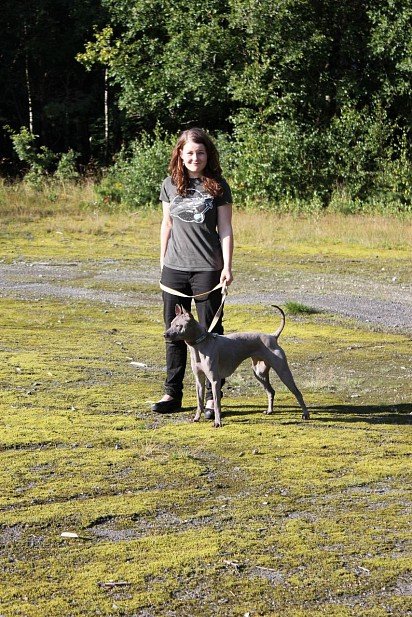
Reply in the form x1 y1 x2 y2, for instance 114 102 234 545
24 24 34 133
104 67 109 162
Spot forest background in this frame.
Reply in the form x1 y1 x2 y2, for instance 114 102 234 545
1 0 411 212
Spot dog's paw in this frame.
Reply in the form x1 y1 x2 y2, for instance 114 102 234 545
302 410 310 420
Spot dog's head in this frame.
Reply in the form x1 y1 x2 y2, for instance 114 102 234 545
164 305 195 342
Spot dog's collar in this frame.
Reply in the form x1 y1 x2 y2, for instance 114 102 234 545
187 332 219 346
189 332 209 346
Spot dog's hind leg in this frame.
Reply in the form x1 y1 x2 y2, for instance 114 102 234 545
252 359 275 414
261 348 309 419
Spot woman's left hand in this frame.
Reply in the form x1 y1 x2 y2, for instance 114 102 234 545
220 268 233 287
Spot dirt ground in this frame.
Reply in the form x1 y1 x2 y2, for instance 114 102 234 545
1 258 411 333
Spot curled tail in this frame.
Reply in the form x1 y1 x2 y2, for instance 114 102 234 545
272 305 286 338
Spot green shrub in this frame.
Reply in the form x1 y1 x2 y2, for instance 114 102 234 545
218 106 411 213
374 130 412 213
93 116 410 214
6 126 57 188
97 130 175 208
5 126 82 189
284 301 319 315
217 114 319 207
324 105 393 201
55 150 80 183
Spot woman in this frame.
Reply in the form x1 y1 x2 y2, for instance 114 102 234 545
151 127 234 419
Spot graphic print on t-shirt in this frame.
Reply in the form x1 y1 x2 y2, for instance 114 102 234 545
170 188 214 223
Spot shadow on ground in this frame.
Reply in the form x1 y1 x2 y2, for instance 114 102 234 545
223 402 412 425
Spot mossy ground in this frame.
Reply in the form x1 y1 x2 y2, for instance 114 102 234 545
0 200 411 616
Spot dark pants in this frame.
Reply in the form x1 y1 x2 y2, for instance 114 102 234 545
161 266 224 402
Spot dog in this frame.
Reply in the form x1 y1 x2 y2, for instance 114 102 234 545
164 305 309 427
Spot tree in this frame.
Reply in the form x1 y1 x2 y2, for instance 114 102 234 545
225 0 411 201
228 0 412 127
0 0 111 171
78 0 242 133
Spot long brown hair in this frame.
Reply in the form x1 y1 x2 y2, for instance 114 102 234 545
169 127 224 197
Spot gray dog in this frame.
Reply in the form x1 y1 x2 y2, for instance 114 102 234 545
164 304 309 427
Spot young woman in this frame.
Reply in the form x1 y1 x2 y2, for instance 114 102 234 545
151 127 234 419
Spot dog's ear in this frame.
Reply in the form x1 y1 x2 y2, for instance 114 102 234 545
175 304 183 315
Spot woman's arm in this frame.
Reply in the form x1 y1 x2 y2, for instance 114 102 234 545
217 204 234 286
160 201 172 269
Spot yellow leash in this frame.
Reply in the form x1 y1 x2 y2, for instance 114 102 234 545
159 281 228 332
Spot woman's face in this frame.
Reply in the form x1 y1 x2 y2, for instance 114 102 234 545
180 139 208 177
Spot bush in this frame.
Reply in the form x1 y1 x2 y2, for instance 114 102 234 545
6 126 57 188
97 130 175 208
324 105 393 200
5 126 81 189
55 150 80 183
218 106 411 212
96 122 326 211
94 115 411 214
217 115 319 207
374 130 412 213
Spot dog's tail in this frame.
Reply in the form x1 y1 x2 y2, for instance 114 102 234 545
272 305 286 338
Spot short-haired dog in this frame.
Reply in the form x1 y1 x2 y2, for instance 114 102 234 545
164 305 309 427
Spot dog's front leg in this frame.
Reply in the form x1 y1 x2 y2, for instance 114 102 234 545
210 378 222 428
193 371 205 422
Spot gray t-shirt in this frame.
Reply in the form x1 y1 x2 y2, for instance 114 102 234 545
160 176 232 272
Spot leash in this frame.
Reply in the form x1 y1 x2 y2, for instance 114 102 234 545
159 281 228 332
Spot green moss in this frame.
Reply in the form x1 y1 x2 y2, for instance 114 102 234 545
0 209 411 616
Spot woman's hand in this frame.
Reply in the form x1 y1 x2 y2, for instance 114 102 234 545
220 267 233 287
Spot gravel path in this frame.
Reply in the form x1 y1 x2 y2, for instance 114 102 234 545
1 260 411 334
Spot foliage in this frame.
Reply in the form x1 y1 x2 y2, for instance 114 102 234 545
96 130 175 208
6 127 81 188
6 126 57 187
95 120 411 212
0 0 109 168
80 0 412 132
284 302 319 315
78 0 238 132
1 0 412 210
375 130 412 211
325 105 394 199
77 0 411 210
228 0 412 130
55 150 81 183
216 115 335 208
230 106 411 210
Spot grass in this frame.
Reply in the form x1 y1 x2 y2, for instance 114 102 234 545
0 183 411 616
234 210 412 254
283 302 319 315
